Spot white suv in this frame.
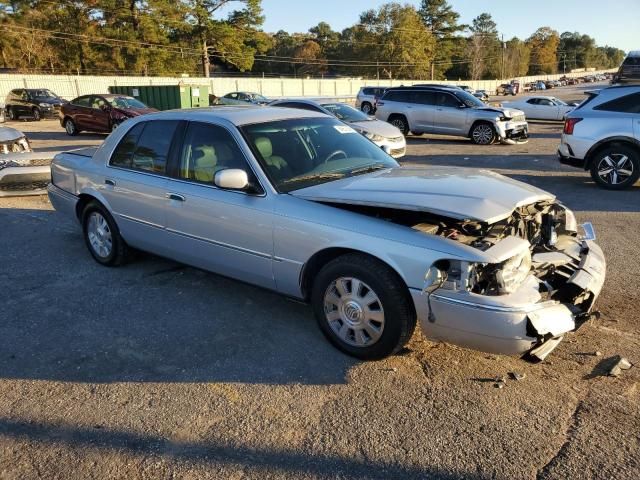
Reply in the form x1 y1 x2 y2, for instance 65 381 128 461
375 86 528 145
558 86 640 189
355 87 387 114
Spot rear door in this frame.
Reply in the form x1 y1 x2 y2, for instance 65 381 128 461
433 92 467 134
406 90 435 133
163 121 275 288
102 120 181 255
70 96 94 130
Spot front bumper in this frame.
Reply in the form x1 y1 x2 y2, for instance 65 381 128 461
412 236 606 360
496 120 529 145
374 137 407 158
0 153 53 196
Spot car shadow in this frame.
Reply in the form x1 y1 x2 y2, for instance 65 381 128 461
0 418 484 480
0 208 357 386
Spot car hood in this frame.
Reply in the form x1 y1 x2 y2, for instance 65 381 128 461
349 119 403 138
0 126 26 142
291 167 555 224
33 96 65 105
113 107 158 117
473 106 525 118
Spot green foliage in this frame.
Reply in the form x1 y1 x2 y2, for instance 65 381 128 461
0 0 628 78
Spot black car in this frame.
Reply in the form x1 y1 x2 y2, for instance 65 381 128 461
4 89 67 121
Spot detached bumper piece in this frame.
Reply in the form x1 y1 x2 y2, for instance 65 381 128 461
0 154 53 196
526 237 606 360
501 126 529 145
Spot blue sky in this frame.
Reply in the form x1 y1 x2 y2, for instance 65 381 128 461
253 0 637 51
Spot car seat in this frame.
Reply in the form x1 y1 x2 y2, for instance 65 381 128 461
193 145 217 182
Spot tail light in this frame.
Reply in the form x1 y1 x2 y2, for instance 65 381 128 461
563 118 582 135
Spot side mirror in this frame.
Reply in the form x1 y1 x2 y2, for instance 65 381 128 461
214 169 249 190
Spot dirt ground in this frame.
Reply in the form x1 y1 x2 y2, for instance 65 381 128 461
0 82 638 479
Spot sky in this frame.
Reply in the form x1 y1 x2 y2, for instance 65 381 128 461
253 0 638 52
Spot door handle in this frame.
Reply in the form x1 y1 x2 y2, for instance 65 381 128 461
105 179 116 186
166 193 186 202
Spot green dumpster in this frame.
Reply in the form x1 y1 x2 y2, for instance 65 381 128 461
108 84 209 111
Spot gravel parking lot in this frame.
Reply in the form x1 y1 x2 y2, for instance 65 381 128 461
1 82 638 479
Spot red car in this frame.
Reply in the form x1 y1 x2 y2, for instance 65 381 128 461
60 94 157 135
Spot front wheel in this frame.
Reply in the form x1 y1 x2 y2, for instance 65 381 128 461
388 115 409 135
589 144 640 190
311 253 416 360
470 122 496 145
7 107 16 121
32 107 41 121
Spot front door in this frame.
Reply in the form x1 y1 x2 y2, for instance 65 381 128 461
164 121 275 289
102 120 181 255
432 92 468 135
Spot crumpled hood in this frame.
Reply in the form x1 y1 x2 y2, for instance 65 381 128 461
475 106 525 118
291 167 555 224
349 119 403 138
0 126 26 143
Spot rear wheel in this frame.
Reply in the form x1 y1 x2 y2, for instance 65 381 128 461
7 107 16 121
65 118 78 136
589 144 640 190
82 201 128 266
388 115 409 135
470 122 496 145
361 102 373 114
311 253 416 360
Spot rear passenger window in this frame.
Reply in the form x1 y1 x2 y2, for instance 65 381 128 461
594 93 640 114
110 121 180 174
412 91 435 105
435 93 459 107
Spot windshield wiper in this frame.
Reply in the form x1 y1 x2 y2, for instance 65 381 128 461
348 163 388 175
281 172 346 185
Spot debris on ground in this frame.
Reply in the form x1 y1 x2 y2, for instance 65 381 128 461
508 372 526 381
608 357 633 377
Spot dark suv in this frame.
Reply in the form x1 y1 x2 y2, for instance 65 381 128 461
612 51 640 85
4 89 66 121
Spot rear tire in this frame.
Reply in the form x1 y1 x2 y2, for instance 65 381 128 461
8 107 16 121
361 102 373 114
470 122 497 145
589 144 640 190
388 115 409 135
311 253 416 360
82 201 128 266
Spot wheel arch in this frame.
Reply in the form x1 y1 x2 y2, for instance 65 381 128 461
584 137 640 170
299 247 414 313
468 119 495 138
74 190 114 223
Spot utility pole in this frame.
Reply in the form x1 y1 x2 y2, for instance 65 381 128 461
501 34 505 80
563 53 566 75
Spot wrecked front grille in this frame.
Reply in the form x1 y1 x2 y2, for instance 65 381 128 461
0 180 49 192
25 158 52 167
512 114 526 122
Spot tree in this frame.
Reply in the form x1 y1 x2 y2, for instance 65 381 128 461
504 38 530 77
467 13 499 80
418 0 464 79
526 27 559 75
293 40 327 76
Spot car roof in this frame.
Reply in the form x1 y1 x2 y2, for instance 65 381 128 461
386 84 461 91
626 51 640 58
139 105 328 126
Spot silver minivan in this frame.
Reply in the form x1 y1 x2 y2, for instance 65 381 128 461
375 86 529 145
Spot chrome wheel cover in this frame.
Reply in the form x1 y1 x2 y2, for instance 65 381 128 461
65 120 75 135
323 277 385 347
597 154 634 185
472 124 493 144
362 103 372 114
87 212 113 258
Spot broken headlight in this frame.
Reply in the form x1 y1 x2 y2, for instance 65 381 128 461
495 247 532 294
364 132 385 142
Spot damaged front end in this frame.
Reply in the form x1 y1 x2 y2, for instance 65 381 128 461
0 152 54 196
331 199 605 360
417 201 605 360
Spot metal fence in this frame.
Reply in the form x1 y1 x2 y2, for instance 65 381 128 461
0 70 616 102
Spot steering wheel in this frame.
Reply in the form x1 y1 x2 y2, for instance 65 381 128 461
325 150 347 164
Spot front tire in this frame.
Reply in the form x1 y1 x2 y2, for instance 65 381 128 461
65 118 78 136
589 144 640 190
388 115 409 135
32 107 41 121
470 122 496 145
82 201 128 266
311 253 416 360
7 107 16 121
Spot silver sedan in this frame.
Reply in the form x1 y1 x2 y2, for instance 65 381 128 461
48 107 606 360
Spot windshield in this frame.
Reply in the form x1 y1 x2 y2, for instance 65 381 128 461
241 117 398 193
552 97 568 106
320 103 370 122
108 97 147 109
29 89 58 99
251 93 268 102
455 90 486 108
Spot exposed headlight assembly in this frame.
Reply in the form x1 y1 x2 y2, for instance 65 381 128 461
364 132 385 142
495 247 532 293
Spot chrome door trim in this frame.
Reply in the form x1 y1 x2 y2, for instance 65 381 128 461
165 227 272 260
